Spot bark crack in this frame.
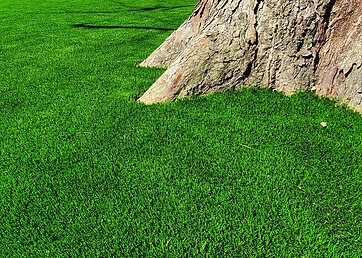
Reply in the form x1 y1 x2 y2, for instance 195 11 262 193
345 63 357 78
313 0 337 70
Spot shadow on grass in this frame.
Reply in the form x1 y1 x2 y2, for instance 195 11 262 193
32 11 121 14
107 0 195 12
130 5 196 11
33 4 194 15
72 23 176 31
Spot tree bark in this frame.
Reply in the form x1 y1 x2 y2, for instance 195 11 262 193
139 0 361 113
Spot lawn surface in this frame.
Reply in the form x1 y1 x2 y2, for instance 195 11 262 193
1 0 361 256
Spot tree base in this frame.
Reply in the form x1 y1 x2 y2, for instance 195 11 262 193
139 0 361 113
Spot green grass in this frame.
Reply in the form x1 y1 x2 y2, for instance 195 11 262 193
0 0 361 256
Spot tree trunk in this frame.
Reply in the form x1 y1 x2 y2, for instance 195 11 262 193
139 0 361 113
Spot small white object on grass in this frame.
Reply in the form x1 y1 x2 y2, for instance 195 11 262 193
320 122 327 127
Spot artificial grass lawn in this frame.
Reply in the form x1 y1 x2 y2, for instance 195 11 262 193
0 0 361 256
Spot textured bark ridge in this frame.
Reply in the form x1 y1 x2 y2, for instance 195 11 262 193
315 0 361 112
139 0 362 112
